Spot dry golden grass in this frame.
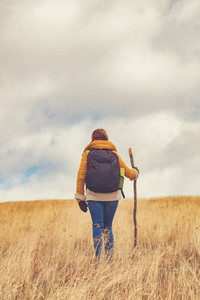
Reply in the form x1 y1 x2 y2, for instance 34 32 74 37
0 196 199 299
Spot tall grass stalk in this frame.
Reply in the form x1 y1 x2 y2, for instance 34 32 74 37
0 196 199 299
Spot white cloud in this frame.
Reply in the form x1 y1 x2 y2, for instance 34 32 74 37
0 0 200 202
1 112 200 202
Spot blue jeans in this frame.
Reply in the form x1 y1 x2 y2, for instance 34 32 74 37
87 200 119 259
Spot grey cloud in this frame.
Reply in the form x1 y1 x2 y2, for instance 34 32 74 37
153 0 200 63
164 123 200 168
0 0 200 201
1 0 199 121
140 119 200 182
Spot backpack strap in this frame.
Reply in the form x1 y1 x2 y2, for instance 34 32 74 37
121 189 125 198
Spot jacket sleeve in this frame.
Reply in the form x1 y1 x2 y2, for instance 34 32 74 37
75 151 88 202
115 152 138 180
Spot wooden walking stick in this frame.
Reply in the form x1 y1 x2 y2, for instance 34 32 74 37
129 148 137 248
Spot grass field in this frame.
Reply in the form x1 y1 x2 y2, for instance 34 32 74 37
0 196 199 299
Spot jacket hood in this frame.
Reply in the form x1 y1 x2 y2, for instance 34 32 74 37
83 140 117 154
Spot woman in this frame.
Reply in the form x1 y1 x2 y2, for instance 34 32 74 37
75 129 139 259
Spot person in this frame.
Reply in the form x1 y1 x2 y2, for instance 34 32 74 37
75 129 139 260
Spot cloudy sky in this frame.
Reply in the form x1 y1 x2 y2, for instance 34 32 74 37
0 0 200 202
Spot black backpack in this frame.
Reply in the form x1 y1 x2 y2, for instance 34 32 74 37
85 149 120 193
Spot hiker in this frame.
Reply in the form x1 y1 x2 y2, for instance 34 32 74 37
75 129 139 260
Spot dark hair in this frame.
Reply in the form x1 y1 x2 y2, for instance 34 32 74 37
91 129 108 141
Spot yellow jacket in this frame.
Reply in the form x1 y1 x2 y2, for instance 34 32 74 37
75 140 138 202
